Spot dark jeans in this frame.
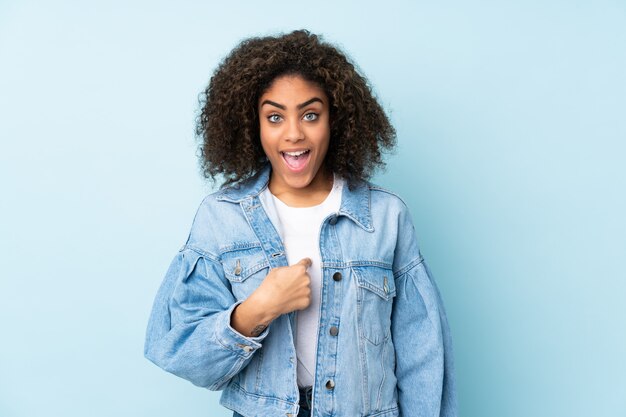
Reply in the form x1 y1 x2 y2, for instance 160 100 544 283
233 386 312 417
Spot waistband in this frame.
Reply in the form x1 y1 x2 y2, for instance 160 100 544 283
298 386 312 411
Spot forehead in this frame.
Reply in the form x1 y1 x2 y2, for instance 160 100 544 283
259 75 327 103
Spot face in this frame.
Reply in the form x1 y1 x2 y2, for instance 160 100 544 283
258 74 331 197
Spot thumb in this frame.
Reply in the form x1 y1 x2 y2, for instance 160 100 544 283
296 258 312 269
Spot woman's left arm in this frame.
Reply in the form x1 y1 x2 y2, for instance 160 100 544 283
391 205 457 416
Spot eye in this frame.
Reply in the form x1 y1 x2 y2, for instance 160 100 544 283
303 112 318 121
267 114 282 123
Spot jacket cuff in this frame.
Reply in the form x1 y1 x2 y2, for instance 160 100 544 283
215 301 270 358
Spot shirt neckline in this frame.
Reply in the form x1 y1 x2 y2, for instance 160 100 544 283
269 173 343 211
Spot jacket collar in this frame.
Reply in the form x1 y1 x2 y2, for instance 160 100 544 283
216 163 373 232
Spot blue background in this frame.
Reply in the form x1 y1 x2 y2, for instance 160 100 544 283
1 1 624 416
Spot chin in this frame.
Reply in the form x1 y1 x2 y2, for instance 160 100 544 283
284 175 314 189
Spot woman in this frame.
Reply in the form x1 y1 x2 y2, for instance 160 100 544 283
144 29 457 417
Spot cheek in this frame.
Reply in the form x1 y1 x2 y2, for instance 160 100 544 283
259 140 273 160
258 124 272 152
316 123 331 150
259 128 282 164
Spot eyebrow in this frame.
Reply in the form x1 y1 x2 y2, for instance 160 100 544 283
260 97 324 110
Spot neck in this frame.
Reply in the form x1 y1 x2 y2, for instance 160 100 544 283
268 167 334 208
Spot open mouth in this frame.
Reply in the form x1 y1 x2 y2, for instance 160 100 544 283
281 149 311 172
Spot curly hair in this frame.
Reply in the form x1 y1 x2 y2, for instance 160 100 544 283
196 29 396 188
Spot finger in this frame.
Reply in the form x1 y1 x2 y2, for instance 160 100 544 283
296 258 312 269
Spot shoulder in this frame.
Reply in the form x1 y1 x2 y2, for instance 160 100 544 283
196 173 260 210
182 186 247 256
368 183 407 203
363 183 423 273
189 189 233 224
364 181 418 241
365 182 411 214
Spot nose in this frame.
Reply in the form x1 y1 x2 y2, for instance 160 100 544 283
285 118 304 142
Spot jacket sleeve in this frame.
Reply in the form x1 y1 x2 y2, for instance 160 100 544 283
143 247 269 390
391 208 457 416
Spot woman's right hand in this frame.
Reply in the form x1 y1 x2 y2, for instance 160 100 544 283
230 258 312 337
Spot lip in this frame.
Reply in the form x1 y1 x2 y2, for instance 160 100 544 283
280 149 311 173
280 148 310 154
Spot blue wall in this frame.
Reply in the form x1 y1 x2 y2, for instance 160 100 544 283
1 1 624 416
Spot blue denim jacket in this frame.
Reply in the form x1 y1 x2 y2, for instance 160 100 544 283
144 164 457 417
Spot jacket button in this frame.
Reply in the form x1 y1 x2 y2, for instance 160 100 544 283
332 272 342 281
328 216 337 225
325 379 335 390
329 326 339 336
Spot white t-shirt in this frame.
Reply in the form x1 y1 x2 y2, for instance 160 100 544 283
259 174 344 388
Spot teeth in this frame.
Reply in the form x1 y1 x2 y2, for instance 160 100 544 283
283 150 308 157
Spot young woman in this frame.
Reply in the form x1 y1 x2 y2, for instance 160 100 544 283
144 30 457 417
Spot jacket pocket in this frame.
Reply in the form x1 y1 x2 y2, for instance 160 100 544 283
353 265 396 346
220 244 269 300
353 265 398 414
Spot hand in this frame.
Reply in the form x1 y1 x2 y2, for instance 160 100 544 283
230 258 312 337
251 257 313 319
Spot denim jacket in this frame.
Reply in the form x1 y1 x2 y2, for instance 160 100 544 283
144 164 457 417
